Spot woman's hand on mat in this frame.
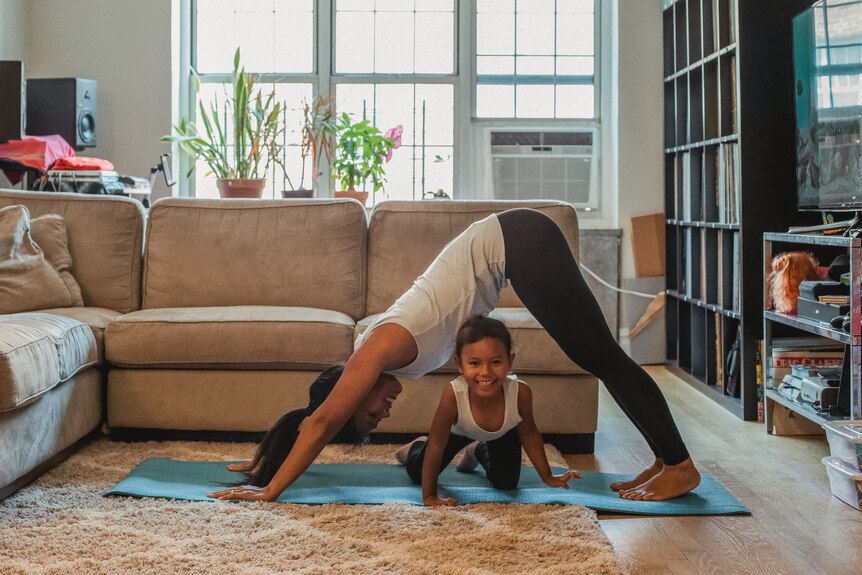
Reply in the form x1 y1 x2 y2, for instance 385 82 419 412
543 470 582 489
424 494 457 507
207 485 274 502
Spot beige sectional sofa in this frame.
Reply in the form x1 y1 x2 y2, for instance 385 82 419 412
0 190 598 498
0 190 145 499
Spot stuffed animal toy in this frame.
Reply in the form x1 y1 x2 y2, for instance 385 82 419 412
768 252 820 313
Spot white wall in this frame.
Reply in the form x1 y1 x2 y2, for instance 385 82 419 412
615 0 665 350
0 0 28 60
22 0 175 195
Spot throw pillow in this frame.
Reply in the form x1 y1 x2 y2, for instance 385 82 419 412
30 213 84 306
0 205 83 313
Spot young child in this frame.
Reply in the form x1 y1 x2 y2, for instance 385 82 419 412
395 316 581 506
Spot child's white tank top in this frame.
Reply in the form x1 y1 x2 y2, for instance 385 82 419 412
354 214 507 380
450 375 523 442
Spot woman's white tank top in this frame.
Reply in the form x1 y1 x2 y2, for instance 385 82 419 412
354 214 507 380
450 375 523 442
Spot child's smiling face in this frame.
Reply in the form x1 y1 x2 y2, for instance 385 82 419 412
456 337 514 398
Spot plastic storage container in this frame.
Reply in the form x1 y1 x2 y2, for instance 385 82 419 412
822 456 862 510
822 420 862 472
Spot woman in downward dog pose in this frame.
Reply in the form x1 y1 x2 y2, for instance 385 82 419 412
210 208 700 503
395 316 580 506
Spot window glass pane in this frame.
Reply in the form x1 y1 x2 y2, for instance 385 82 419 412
477 85 515 117
557 13 593 56
555 84 593 118
557 56 593 76
415 12 455 74
196 8 236 73
477 0 514 12
337 0 373 10
477 56 514 75
375 12 415 73
516 0 554 13
476 13 514 54
336 2 455 74
335 12 375 72
558 0 593 13
516 13 554 55
516 84 554 117
236 11 275 72
196 0 313 73
273 11 314 73
422 0 455 11
377 0 414 10
416 84 454 145
517 56 554 75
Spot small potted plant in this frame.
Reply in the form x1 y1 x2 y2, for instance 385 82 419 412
282 94 338 198
331 113 401 205
163 48 283 198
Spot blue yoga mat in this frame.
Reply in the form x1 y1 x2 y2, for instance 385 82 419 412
106 459 748 516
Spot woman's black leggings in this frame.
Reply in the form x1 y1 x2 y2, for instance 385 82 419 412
497 208 689 465
405 429 522 490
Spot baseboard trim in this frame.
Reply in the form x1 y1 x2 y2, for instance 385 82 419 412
0 429 100 502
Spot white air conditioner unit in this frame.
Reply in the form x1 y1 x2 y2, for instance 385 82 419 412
489 128 599 210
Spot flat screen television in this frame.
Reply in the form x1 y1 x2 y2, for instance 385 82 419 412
794 0 862 211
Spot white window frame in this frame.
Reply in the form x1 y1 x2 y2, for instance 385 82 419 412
177 0 612 221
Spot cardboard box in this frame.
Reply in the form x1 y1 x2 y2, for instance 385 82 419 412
630 213 666 277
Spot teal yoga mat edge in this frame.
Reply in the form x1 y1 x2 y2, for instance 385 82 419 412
105 458 750 516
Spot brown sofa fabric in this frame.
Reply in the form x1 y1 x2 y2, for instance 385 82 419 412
106 306 355 370
0 191 145 314
365 200 580 315
0 313 98 412
0 206 80 313
30 213 84 307
142 199 368 319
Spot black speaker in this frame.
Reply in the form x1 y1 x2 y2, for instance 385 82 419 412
26 78 97 149
0 61 25 143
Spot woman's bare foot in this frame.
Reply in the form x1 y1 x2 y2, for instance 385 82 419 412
619 458 701 501
395 436 427 465
610 459 664 491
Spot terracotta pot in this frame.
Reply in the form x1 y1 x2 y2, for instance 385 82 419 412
216 179 266 198
281 188 314 198
334 189 369 205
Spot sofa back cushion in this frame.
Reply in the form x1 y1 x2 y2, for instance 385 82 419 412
143 198 367 318
365 200 579 315
0 190 145 313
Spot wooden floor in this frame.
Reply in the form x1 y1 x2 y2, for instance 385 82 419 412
564 366 862 575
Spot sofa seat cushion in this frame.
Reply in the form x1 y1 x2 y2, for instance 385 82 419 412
106 306 356 370
41 307 123 362
0 312 98 412
356 308 586 376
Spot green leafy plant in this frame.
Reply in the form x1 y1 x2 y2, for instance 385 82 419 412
331 113 401 194
162 48 283 180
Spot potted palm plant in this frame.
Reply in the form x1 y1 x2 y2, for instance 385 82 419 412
331 113 401 205
163 48 283 198
282 94 338 198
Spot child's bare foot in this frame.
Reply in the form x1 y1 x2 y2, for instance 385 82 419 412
610 459 664 491
395 436 427 465
456 441 481 472
619 458 701 501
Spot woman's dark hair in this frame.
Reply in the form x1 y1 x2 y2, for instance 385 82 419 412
455 315 513 358
242 365 364 487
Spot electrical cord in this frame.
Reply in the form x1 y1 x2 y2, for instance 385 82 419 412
578 263 660 300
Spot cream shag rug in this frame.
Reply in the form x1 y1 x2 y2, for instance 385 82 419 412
0 440 627 575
